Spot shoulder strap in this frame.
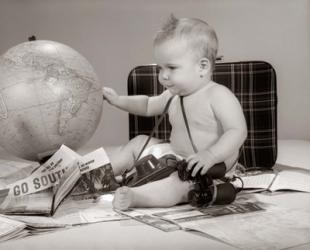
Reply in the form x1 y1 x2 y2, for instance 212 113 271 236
180 96 198 154
136 95 175 161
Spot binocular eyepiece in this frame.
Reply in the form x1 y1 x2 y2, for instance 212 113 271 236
176 160 236 207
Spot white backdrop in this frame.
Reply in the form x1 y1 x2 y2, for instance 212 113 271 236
0 0 309 149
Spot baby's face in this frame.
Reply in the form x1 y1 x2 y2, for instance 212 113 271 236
154 38 205 96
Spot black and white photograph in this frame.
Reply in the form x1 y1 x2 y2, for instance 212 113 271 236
0 0 310 249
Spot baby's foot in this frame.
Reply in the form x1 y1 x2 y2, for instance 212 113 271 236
112 186 134 211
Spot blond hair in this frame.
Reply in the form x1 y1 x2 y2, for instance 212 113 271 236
154 15 218 71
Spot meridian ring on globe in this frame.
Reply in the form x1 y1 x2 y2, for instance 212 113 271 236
0 40 103 161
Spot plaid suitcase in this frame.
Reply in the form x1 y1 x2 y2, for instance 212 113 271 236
128 61 277 169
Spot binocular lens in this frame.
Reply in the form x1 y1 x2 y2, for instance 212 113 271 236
188 182 236 207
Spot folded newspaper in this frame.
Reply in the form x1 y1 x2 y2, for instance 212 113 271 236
0 145 117 216
0 214 27 242
232 164 310 193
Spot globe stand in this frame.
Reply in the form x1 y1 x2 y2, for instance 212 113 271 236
37 150 57 165
28 35 36 41
38 154 53 165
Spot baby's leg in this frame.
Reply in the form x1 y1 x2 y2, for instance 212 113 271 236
113 172 193 210
105 135 162 176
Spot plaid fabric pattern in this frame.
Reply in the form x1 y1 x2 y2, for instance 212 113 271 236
128 61 277 169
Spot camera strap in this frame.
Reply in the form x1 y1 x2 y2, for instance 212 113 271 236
136 95 175 161
179 96 198 154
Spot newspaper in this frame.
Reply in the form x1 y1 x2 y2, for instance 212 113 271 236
118 198 310 249
1 193 125 238
5 145 79 197
116 207 182 232
0 145 115 215
0 147 125 241
233 164 310 193
180 206 310 250
0 214 27 242
52 147 112 214
0 145 78 215
53 194 125 225
116 201 264 232
7 215 68 236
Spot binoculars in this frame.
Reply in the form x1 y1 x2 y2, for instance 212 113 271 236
176 160 236 207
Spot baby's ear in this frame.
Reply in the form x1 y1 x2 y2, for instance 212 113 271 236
198 58 211 77
199 57 210 70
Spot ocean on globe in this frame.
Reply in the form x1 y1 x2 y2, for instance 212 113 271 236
0 40 103 161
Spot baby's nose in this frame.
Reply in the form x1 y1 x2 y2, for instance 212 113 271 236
161 72 169 81
162 73 169 81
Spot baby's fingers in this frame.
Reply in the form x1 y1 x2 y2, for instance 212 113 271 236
102 86 112 92
102 87 115 95
186 157 198 172
200 165 211 175
191 162 205 177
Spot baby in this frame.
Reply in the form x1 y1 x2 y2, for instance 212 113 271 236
102 15 247 210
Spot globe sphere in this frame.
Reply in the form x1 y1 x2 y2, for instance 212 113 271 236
0 40 103 161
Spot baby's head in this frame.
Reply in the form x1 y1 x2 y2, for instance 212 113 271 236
154 15 218 72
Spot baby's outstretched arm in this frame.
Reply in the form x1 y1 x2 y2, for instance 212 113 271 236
102 87 149 115
102 87 172 116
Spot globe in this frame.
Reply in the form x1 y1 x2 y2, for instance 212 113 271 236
0 40 103 161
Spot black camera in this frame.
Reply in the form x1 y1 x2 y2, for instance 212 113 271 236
176 160 236 207
122 154 178 187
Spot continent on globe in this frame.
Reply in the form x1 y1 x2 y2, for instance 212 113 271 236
0 40 103 161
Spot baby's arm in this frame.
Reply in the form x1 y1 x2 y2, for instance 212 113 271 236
187 85 247 176
102 87 172 116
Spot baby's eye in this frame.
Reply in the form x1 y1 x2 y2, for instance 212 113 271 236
168 66 177 70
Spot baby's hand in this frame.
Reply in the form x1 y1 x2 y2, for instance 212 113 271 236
186 150 216 177
102 87 119 106
112 186 134 211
